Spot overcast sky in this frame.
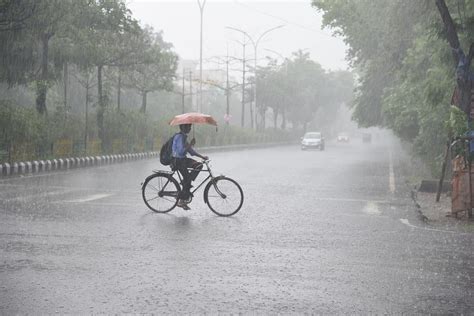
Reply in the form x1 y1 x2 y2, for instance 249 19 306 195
127 0 349 71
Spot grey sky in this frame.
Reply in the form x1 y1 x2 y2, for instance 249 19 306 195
127 0 349 71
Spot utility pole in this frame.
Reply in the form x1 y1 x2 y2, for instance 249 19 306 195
189 71 193 111
229 36 250 128
203 53 240 124
182 67 185 113
226 48 230 125
264 48 288 129
226 25 285 130
250 82 254 129
198 0 206 113
241 40 246 127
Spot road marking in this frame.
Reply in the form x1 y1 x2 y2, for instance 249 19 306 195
3 188 78 203
362 201 381 215
63 193 113 203
389 150 395 194
399 218 473 235
313 197 389 204
52 201 141 208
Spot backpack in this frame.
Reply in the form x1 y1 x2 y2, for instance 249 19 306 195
159 133 178 166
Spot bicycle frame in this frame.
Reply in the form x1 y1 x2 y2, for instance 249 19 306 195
173 160 217 195
144 158 243 216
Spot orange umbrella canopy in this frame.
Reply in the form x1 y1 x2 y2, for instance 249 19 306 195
169 112 218 126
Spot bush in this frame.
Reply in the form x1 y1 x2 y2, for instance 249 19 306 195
0 100 296 163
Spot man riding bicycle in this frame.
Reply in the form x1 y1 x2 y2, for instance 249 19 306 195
172 123 208 210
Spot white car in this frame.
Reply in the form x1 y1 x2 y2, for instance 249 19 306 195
301 132 325 151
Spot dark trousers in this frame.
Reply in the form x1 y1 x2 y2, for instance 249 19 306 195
174 158 203 200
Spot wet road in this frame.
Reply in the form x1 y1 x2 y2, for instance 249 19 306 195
1 137 473 314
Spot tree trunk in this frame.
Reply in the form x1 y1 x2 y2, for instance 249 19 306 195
261 107 266 130
273 108 278 129
250 100 254 129
85 82 89 155
97 65 104 143
281 108 286 130
435 0 473 118
63 62 68 117
140 91 148 113
35 34 50 115
117 67 121 112
435 0 460 64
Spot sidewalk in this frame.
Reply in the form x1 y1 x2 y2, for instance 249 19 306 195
413 190 474 233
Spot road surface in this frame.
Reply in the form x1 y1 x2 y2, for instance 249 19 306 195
1 136 472 313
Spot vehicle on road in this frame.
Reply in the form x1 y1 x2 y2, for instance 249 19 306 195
142 159 244 216
301 132 325 151
362 133 372 143
337 132 350 142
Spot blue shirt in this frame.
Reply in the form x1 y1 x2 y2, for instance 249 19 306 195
172 133 197 158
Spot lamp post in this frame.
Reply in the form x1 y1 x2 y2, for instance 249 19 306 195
226 25 285 130
264 48 289 130
229 35 250 127
264 48 286 63
197 0 206 113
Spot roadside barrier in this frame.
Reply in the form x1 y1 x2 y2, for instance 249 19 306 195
0 152 157 177
0 141 295 177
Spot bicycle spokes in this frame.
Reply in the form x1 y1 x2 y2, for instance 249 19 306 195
142 173 179 213
205 177 243 217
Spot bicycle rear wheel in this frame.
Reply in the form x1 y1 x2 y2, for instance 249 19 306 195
204 176 243 216
142 173 180 213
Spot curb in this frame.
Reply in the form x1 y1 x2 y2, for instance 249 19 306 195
0 152 159 178
0 141 295 178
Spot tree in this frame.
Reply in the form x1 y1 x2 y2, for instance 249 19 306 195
125 28 178 114
70 0 144 147
312 0 429 127
256 50 352 132
27 0 87 115
0 0 38 86
0 0 37 32
435 0 474 117
313 0 474 174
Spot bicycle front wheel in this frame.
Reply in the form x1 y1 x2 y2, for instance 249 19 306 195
142 173 180 213
204 176 244 216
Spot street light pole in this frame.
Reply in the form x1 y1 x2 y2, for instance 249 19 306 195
264 48 288 129
198 0 206 113
226 25 284 130
241 36 246 128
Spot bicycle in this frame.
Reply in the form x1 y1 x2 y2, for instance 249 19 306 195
141 160 244 217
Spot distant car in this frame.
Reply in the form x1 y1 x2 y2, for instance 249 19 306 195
337 133 350 142
301 132 325 151
362 133 372 143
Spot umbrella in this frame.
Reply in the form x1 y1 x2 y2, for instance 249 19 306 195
169 112 217 126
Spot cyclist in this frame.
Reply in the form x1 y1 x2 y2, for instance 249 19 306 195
172 123 208 210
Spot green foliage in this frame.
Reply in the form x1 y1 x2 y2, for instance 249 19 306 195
447 106 468 137
0 98 293 163
257 50 353 130
0 101 44 145
0 0 303 163
124 27 178 113
313 0 474 174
